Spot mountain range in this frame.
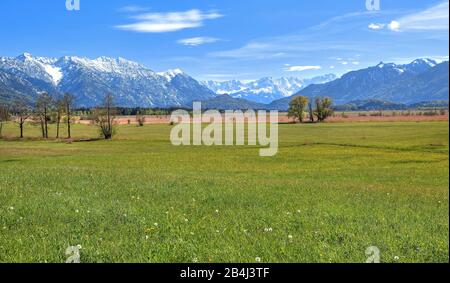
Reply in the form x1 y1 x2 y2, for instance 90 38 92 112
201 74 336 104
0 53 215 107
0 53 448 110
268 59 449 110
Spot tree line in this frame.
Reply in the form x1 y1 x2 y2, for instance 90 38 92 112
288 96 334 123
0 93 117 140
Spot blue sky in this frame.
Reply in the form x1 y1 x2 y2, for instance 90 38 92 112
0 0 448 81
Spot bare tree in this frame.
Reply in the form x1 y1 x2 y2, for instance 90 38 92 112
63 93 75 139
0 104 10 138
36 92 53 139
136 111 145 127
12 99 31 138
54 97 65 139
93 93 117 139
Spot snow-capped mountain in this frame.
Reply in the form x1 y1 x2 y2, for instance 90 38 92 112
0 53 215 107
201 74 336 104
268 58 448 110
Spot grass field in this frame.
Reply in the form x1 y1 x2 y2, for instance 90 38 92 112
0 121 448 263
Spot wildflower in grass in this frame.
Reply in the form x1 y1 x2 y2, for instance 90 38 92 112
145 235 149 240
184 218 189 222
394 256 399 261
154 223 158 227
216 230 220 233
255 257 261 262
9 206 14 210
264 227 273 232
215 209 219 213
75 209 79 213
288 235 293 239
193 258 198 263
297 210 301 213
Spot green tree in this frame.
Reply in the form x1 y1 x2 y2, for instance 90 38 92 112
308 101 314 122
288 96 309 123
314 97 334 122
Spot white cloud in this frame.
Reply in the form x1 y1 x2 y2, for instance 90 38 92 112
388 20 401 31
352 61 360 65
177 37 220 46
394 1 449 31
341 61 348 65
119 5 150 13
368 23 385 30
116 9 223 33
284 65 321 72
369 1 449 32
329 65 335 69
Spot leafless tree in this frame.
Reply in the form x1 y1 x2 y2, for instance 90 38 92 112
136 111 145 127
63 93 75 139
93 93 117 139
0 104 10 138
54 97 65 139
36 92 53 138
12 99 31 138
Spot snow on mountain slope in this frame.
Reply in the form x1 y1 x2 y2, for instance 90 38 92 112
0 53 215 107
201 74 337 104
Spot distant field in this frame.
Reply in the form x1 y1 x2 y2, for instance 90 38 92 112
0 121 448 263
75 111 449 125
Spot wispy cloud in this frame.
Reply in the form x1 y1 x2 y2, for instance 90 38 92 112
368 23 385 30
119 5 150 13
116 9 223 33
177 37 220 46
369 1 449 32
284 65 321 72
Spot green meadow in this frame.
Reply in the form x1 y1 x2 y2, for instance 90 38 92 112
0 121 448 263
